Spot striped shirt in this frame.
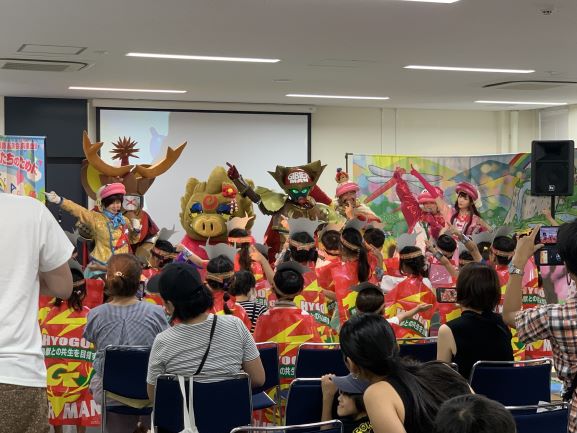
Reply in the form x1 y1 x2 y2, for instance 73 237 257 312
238 300 268 333
146 314 260 385
84 301 169 375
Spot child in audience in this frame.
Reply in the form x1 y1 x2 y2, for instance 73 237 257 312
317 219 376 327
84 253 169 433
339 314 471 433
204 251 252 330
230 270 267 332
321 374 374 433
40 260 99 432
254 261 322 387
436 262 513 379
146 262 265 399
433 394 516 433
384 246 437 338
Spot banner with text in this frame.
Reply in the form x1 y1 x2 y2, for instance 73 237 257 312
0 135 45 200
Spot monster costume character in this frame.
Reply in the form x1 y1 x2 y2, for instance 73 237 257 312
80 132 186 260
227 161 341 258
179 166 255 262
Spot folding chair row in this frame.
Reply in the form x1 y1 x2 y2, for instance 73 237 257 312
469 358 553 407
507 402 569 433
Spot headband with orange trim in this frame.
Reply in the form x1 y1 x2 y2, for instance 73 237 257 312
151 246 177 259
206 271 235 283
289 238 316 251
340 236 361 252
399 250 424 260
228 236 253 245
491 247 515 258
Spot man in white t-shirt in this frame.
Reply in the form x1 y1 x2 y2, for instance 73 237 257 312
0 193 74 433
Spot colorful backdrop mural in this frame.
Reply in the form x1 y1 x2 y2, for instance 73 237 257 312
0 135 45 200
353 153 577 302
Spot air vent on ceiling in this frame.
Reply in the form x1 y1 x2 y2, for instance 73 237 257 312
483 80 577 90
0 58 90 72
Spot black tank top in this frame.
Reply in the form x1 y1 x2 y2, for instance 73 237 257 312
446 310 514 379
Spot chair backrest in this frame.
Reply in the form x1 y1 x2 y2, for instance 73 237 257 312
230 419 343 433
397 338 438 363
285 378 323 426
508 403 569 433
254 342 280 394
154 373 252 433
470 358 552 406
294 343 348 378
102 345 151 399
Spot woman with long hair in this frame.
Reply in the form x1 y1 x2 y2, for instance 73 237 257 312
340 314 471 433
449 182 489 236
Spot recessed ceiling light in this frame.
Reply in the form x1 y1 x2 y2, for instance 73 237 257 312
126 52 280 63
475 100 567 106
405 65 535 73
402 0 460 3
69 86 186 94
286 94 389 100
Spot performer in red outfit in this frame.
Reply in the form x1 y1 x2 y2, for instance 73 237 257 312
393 167 450 240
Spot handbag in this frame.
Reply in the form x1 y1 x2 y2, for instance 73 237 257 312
150 315 218 433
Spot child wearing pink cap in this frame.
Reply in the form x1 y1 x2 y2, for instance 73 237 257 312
334 168 380 223
408 165 489 236
46 183 142 276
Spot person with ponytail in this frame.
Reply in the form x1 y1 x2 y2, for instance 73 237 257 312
40 260 99 432
146 262 265 400
339 314 471 433
317 219 377 328
84 254 168 433
383 246 437 338
204 252 253 330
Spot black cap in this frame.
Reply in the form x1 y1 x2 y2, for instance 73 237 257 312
332 374 370 394
146 274 161 294
158 262 204 300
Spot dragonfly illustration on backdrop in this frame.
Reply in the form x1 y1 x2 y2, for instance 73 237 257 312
365 165 443 204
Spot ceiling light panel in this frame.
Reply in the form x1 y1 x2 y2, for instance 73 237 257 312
475 100 567 106
126 52 280 63
69 86 186 93
405 65 535 73
286 94 389 100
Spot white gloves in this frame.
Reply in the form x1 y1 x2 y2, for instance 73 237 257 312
131 218 142 231
46 191 62 204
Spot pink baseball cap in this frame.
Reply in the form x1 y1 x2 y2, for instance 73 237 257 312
455 182 479 201
100 183 126 200
336 181 360 197
417 187 442 204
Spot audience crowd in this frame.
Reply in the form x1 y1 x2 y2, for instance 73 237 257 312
3 191 577 433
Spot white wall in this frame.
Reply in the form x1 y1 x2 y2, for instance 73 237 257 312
312 106 540 194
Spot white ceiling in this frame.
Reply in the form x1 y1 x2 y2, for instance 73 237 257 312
1 0 577 110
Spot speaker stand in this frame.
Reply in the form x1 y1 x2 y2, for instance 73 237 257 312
551 195 556 219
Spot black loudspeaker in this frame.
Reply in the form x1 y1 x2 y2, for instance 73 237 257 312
531 140 575 196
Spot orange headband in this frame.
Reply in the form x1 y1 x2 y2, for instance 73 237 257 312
340 236 361 252
491 247 514 258
206 271 235 284
399 250 424 260
289 238 316 251
228 236 252 245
